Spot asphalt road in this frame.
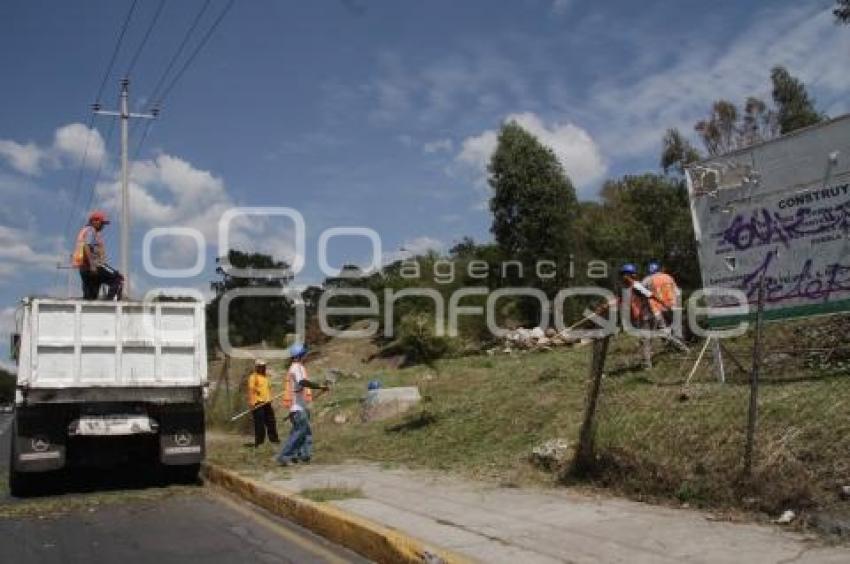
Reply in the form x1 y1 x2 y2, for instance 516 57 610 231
0 413 369 564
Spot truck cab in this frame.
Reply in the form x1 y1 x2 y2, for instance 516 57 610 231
8 297 207 496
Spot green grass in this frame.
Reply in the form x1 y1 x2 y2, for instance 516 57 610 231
299 486 363 503
207 317 850 517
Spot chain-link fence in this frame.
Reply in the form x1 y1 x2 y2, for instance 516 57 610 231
571 314 850 515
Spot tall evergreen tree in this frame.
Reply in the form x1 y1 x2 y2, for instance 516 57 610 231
488 121 578 266
488 121 579 323
771 66 823 134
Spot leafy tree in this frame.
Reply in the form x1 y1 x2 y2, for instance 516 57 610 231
488 121 580 322
448 236 478 258
692 98 778 156
695 100 740 156
740 97 779 146
660 128 701 175
575 174 700 293
0 367 16 404
836 0 850 24
207 250 295 350
770 66 823 134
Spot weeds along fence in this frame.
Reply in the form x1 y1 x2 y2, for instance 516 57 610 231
206 356 256 433
571 313 850 514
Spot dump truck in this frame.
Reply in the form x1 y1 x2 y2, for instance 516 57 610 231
7 297 207 495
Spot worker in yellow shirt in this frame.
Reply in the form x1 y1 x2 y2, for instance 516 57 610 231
247 360 279 447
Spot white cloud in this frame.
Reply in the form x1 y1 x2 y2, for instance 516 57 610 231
365 50 533 127
551 0 573 16
0 225 59 277
586 6 850 159
53 122 107 167
456 129 498 178
95 153 300 271
456 112 607 198
382 235 443 264
0 122 106 177
0 140 46 176
423 138 454 153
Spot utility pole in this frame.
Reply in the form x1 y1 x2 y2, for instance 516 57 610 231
94 78 157 298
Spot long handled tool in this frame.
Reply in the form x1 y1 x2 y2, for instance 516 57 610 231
229 391 287 422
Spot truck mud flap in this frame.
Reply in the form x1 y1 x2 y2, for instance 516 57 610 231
13 409 66 472
159 405 205 465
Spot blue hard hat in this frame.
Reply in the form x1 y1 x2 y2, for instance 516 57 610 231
367 379 382 391
289 343 307 358
620 263 637 276
647 261 661 275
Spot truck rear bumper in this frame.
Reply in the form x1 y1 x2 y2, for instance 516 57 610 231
11 402 205 472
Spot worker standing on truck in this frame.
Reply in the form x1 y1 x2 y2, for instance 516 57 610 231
275 344 329 466
247 359 279 447
71 210 124 300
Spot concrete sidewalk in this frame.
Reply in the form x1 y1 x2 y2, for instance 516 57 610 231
257 463 848 564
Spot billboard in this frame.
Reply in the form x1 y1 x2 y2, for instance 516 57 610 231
686 114 850 323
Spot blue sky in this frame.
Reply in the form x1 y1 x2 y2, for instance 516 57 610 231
1 0 848 368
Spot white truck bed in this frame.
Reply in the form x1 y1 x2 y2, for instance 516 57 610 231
16 298 207 389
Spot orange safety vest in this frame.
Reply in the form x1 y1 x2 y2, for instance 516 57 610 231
626 283 653 324
647 272 678 316
71 225 104 268
282 362 312 409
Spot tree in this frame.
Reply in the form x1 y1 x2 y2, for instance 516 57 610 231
695 100 740 156
692 98 777 156
660 128 701 175
740 97 779 146
575 174 701 293
836 0 850 24
770 66 823 134
207 250 295 350
488 121 580 323
0 367 15 404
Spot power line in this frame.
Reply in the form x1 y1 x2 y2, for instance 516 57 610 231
124 0 167 79
146 0 212 109
95 0 139 104
63 0 137 230
83 112 118 219
157 0 235 105
65 0 139 233
57 0 139 283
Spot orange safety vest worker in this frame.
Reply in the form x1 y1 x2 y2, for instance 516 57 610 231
247 371 272 406
647 272 678 317
283 362 313 410
626 280 654 324
72 225 104 269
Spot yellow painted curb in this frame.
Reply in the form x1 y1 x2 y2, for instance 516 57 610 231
202 462 474 564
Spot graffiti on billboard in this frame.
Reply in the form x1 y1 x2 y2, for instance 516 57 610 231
688 115 850 321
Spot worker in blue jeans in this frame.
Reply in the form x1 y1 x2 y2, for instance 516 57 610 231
275 343 328 466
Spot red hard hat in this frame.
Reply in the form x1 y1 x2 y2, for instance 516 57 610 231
88 210 110 225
